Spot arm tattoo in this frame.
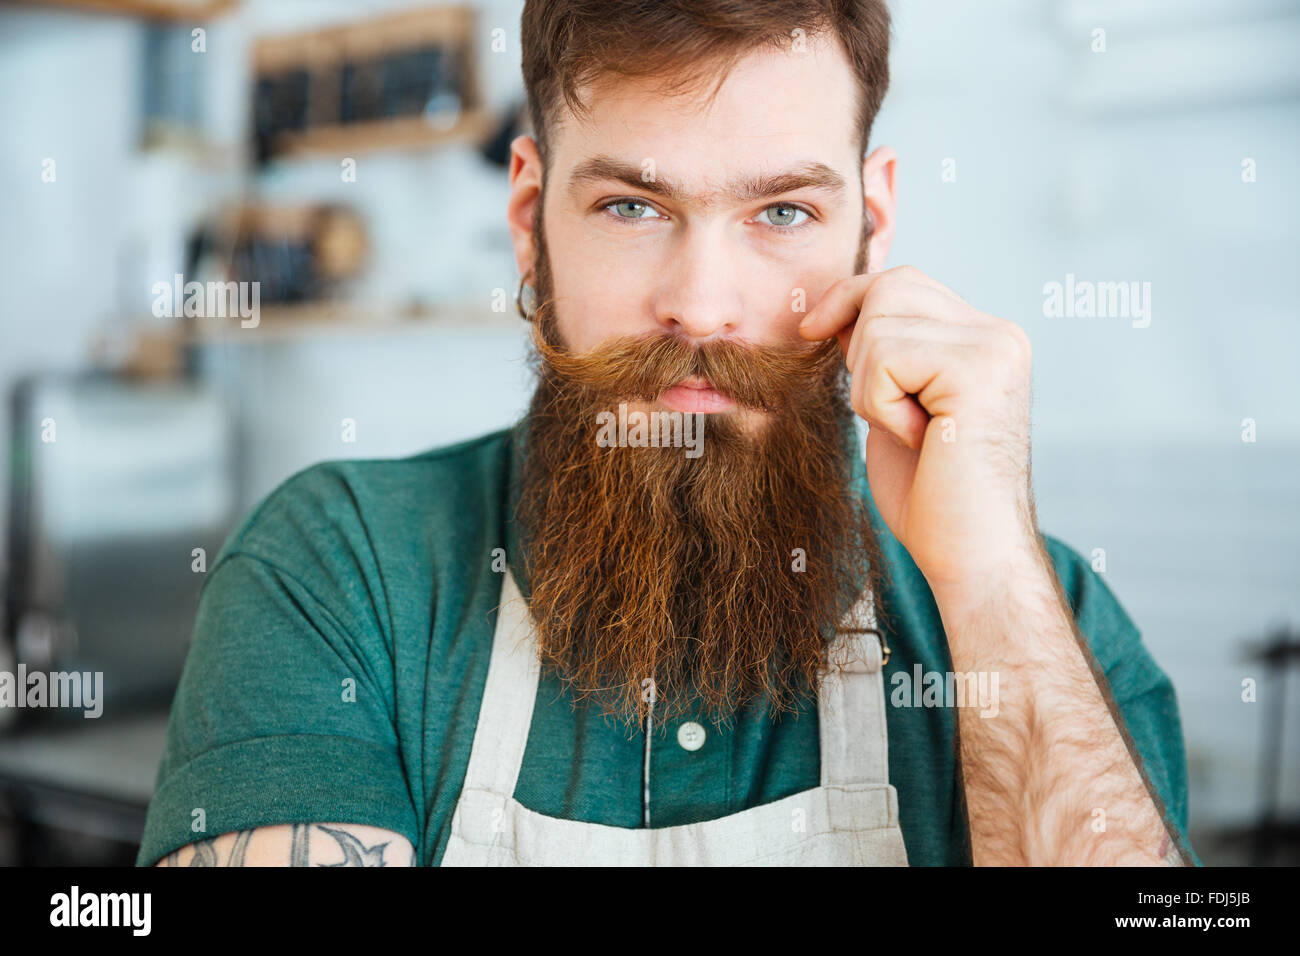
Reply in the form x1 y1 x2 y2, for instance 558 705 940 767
228 829 253 866
164 824 402 866
290 823 310 867
315 824 390 867
182 830 255 866
188 838 220 866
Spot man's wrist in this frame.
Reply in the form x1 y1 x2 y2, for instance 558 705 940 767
928 530 1088 687
926 528 1055 622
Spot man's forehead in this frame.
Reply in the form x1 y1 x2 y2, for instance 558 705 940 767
548 33 861 187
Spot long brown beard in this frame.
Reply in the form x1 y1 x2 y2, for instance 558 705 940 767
515 210 884 730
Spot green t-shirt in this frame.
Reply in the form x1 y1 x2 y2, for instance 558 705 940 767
136 423 1199 866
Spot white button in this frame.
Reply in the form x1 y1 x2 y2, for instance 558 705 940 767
677 721 706 752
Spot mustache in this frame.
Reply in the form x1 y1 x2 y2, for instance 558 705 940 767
528 315 844 411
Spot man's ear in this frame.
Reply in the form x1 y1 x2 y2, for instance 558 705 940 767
507 134 544 278
861 145 898 274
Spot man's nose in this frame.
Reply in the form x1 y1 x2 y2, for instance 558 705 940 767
651 227 746 340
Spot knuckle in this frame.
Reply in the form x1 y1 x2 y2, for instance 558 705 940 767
985 319 1031 371
850 375 872 420
1006 321 1032 366
858 328 885 369
987 332 1029 382
871 267 906 291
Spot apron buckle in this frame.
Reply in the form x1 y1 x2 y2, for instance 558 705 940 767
836 627 891 670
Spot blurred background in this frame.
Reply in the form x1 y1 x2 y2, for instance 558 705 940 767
0 0 1295 866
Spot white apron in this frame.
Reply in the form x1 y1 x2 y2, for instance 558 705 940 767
440 567 910 866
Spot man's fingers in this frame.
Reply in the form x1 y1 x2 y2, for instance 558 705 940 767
799 266 973 344
798 272 883 340
849 332 975 450
845 309 989 378
852 362 933 451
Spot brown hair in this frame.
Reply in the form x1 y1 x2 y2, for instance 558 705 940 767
520 0 892 169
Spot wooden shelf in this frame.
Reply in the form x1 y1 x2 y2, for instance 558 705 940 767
18 0 236 20
253 6 475 70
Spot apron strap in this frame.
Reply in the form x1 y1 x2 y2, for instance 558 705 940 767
458 566 541 797
819 585 891 787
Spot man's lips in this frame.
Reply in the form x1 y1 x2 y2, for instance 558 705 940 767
657 376 737 413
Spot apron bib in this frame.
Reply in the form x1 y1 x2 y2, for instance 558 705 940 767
441 567 909 866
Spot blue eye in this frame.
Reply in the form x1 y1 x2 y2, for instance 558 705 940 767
763 203 810 227
600 198 813 230
607 199 660 220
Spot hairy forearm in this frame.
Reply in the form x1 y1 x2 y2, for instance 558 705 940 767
932 543 1185 866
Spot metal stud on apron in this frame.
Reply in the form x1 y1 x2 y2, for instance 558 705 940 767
441 567 910 865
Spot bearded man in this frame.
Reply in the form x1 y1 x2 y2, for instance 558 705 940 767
139 0 1197 867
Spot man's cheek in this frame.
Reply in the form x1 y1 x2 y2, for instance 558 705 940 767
562 281 654 347
741 278 822 340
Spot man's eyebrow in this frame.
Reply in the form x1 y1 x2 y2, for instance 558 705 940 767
566 155 848 207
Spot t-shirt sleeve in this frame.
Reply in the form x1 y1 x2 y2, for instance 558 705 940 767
135 465 419 866
1042 534 1202 867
